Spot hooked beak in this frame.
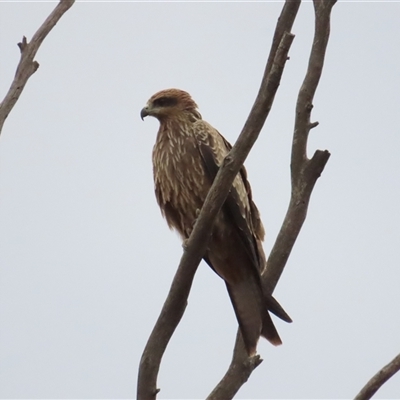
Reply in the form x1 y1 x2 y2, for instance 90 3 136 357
140 107 149 121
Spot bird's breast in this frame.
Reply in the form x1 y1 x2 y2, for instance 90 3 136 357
152 130 209 237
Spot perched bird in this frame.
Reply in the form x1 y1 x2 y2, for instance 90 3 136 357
141 88 291 355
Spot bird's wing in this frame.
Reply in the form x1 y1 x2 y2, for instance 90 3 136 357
195 120 292 331
217 133 265 242
194 120 263 273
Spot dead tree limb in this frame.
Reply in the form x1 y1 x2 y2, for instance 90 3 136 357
0 0 75 136
354 353 400 400
264 0 335 292
136 5 296 400
208 0 336 398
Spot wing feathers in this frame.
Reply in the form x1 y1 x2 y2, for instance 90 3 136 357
182 118 292 354
197 136 261 274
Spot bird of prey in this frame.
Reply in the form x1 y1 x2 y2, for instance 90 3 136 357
141 88 291 356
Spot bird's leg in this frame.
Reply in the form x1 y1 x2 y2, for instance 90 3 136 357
182 238 189 250
182 208 201 251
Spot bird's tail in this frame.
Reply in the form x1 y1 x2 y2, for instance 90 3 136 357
226 277 291 356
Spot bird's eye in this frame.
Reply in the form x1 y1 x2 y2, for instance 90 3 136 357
153 97 177 108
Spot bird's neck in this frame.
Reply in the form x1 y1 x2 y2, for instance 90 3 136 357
156 111 201 142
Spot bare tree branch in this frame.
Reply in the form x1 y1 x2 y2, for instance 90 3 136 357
264 0 336 293
206 331 262 400
208 0 336 398
0 0 75 136
136 6 296 400
354 353 400 400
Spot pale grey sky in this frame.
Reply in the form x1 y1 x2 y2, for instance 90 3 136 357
1 1 399 399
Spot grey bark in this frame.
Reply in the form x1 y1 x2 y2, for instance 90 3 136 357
0 0 75 136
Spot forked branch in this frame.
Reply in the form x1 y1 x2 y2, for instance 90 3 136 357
0 0 75 135
209 0 336 398
264 0 336 292
354 353 400 400
136 3 296 399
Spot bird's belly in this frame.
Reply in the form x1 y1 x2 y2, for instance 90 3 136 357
154 150 210 238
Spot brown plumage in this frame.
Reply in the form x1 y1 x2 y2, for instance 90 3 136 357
141 88 291 355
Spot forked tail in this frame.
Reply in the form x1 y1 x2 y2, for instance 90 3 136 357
226 277 291 355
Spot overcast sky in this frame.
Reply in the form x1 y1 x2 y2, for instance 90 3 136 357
1 1 400 399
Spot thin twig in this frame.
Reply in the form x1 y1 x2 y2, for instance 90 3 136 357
0 0 75 135
136 8 296 400
209 0 336 398
354 353 400 400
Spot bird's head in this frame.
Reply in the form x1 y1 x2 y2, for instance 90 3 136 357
140 89 199 122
